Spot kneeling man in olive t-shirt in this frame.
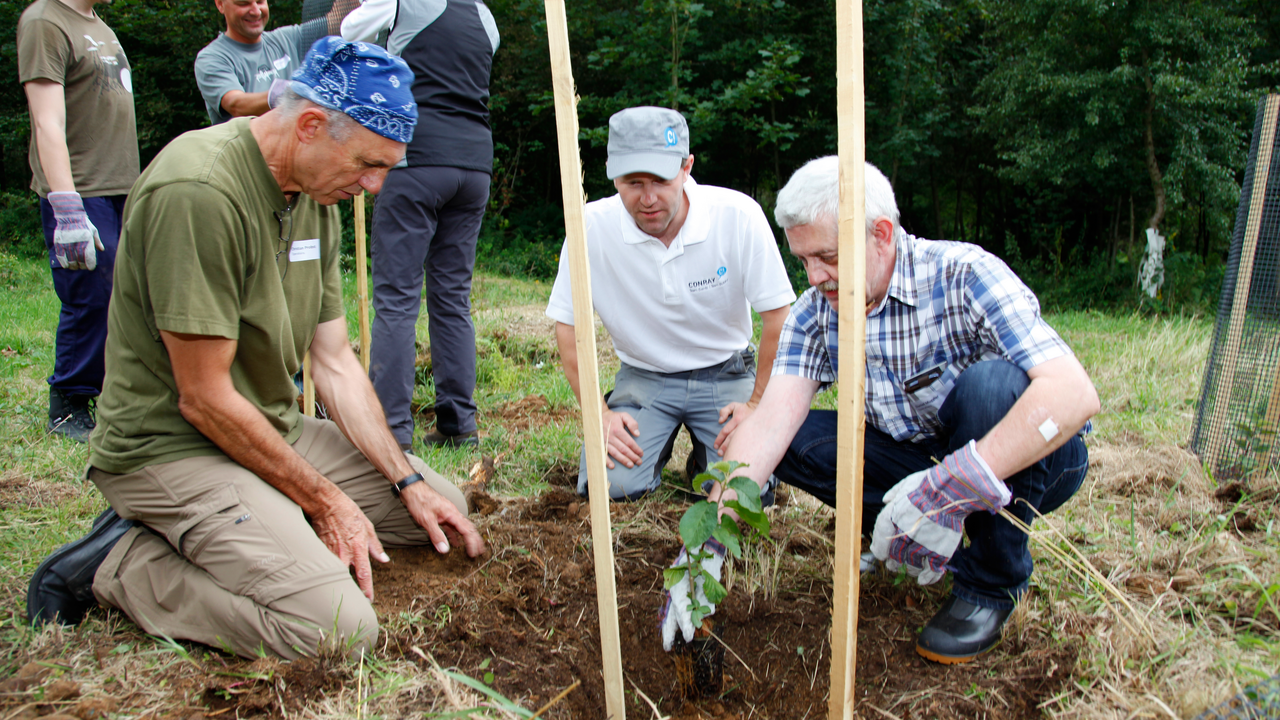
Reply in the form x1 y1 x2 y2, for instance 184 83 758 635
26 38 485 660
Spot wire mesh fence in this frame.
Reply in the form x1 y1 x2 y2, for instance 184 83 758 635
1195 674 1280 720
1191 95 1280 482
299 0 382 49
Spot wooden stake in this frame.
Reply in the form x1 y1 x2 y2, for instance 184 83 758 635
829 0 867 717
303 351 315 418
542 1 626 717
1206 95 1279 470
355 192 371 372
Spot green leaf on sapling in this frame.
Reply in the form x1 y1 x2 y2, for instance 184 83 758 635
734 504 771 535
680 500 720 549
702 574 728 605
727 476 763 514
664 567 688 590
711 515 743 558
693 466 725 487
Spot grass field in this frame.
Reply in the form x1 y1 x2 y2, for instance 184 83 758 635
1 248 1277 718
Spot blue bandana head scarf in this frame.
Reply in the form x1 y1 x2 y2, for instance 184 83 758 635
290 36 417 143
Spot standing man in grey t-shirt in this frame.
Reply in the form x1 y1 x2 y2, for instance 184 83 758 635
194 0 354 125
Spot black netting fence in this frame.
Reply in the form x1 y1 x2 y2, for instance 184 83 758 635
1194 674 1280 720
1191 95 1280 482
299 0 385 49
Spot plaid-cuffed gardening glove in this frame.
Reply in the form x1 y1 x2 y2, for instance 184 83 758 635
659 540 725 652
48 192 103 271
870 440 1010 585
267 78 289 109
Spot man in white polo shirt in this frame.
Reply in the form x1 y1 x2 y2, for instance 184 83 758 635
546 106 796 500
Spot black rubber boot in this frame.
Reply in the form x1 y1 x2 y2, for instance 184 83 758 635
916 595 1012 664
27 508 137 627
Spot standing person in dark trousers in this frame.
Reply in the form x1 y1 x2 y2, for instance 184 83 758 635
342 0 499 449
18 0 139 442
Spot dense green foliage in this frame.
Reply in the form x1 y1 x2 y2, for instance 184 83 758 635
1 0 1275 310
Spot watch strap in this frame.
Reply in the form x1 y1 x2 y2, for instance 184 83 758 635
393 472 424 496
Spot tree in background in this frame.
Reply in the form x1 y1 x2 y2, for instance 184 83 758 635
0 0 1274 312
973 0 1265 298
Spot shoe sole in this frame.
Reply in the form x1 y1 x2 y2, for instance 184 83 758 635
915 641 998 665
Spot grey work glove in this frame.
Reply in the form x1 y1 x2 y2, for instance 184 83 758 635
48 192 103 271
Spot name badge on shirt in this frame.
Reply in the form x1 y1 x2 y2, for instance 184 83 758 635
289 238 321 262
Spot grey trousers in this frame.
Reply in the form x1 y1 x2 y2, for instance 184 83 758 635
89 417 468 660
578 349 757 500
370 165 490 443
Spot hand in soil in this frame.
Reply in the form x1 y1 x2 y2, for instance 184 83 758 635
400 480 486 557
660 541 726 651
311 493 388 599
713 400 755 453
602 407 642 469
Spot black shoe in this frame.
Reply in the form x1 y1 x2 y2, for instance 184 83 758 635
47 387 96 444
422 429 479 448
685 433 707 483
916 595 1012 664
27 508 136 627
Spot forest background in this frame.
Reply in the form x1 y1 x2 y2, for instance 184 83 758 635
1 0 1278 313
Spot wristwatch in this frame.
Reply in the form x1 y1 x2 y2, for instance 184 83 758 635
392 472 424 496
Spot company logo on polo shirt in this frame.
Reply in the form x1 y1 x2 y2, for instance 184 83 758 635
688 266 730 293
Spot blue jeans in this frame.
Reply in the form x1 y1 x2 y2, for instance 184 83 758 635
774 360 1088 610
40 195 125 397
578 350 757 500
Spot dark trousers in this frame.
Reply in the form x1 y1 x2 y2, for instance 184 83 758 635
40 195 125 397
369 166 490 443
775 360 1089 610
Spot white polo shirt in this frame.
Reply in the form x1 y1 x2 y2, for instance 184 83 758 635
546 178 796 373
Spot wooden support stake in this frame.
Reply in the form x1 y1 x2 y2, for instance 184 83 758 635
1206 95 1279 471
303 351 315 418
355 192 371 372
829 0 867 717
542 1 626 717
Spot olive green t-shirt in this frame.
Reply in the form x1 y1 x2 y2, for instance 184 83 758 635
17 0 139 197
90 118 344 474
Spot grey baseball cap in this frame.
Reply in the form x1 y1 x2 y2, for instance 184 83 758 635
606 106 690 180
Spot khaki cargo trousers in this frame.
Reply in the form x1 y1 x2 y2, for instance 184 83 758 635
89 416 467 660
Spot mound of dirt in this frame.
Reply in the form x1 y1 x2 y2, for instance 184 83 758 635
367 492 1077 719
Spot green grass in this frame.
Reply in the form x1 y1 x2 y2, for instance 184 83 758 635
2 248 1276 719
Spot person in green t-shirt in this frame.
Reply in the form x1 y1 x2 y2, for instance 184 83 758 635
26 38 485 661
18 0 140 443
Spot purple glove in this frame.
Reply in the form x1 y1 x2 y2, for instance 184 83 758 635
870 440 1010 584
48 192 103 271
267 78 289 109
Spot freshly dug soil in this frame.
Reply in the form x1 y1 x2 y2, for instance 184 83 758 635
368 484 1077 719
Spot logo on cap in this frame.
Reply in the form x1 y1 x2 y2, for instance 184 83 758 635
664 127 678 147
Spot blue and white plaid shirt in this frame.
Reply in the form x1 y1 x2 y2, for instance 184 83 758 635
773 232 1086 443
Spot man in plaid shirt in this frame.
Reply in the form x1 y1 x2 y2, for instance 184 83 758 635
704 156 1099 663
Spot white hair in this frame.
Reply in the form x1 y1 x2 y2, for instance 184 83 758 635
277 88 361 143
774 156 900 234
